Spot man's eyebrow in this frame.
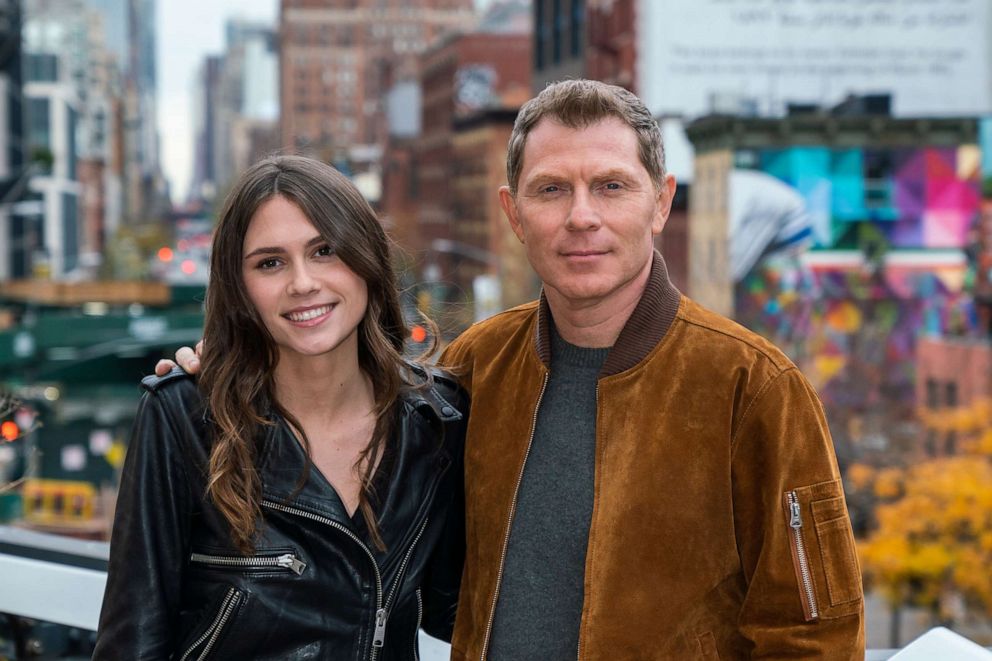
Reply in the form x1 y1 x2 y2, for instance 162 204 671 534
592 168 640 182
523 167 640 187
522 172 560 187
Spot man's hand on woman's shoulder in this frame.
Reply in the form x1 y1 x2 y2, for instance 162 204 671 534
155 341 203 376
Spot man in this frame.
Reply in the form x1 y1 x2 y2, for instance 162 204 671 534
435 79 863 660
166 80 864 659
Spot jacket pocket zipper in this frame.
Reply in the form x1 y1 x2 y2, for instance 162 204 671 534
179 586 242 661
190 551 307 575
787 490 819 621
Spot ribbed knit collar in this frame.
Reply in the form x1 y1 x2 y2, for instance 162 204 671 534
550 323 611 369
534 250 683 377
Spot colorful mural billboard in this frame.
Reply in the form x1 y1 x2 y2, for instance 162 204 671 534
732 144 982 423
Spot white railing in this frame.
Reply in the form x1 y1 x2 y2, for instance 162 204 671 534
2 525 990 660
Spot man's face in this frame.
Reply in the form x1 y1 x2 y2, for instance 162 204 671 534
500 116 676 311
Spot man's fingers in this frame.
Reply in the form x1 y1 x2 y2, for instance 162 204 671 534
176 346 201 374
154 359 177 376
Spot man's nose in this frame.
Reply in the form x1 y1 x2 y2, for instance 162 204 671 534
565 188 601 231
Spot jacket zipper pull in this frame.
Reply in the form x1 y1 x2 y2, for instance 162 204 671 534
789 499 802 528
276 553 307 575
373 608 388 648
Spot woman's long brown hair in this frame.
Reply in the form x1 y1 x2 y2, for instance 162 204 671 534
199 155 410 553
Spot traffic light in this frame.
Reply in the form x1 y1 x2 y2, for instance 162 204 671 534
0 391 38 443
1 420 18 441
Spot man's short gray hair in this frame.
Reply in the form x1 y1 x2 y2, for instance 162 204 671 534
506 79 666 194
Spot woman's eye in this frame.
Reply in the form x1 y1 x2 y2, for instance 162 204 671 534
257 258 280 270
315 245 334 257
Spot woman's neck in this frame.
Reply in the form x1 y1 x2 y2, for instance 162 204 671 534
272 349 375 424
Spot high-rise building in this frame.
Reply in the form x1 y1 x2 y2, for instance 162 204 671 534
278 0 475 175
123 0 167 222
189 19 278 206
18 0 131 278
0 0 26 280
22 50 81 278
189 55 222 205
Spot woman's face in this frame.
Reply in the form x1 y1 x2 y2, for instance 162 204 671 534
241 195 368 366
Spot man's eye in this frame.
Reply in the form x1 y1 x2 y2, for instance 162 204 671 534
541 185 560 193
604 182 622 190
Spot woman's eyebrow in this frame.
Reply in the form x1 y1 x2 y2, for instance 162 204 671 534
244 245 284 260
244 235 324 260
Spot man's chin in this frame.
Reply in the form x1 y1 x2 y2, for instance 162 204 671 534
545 278 611 306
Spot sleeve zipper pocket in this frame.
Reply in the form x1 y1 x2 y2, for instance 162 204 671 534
787 490 819 621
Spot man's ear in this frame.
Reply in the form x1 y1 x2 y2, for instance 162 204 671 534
652 174 678 235
499 185 525 243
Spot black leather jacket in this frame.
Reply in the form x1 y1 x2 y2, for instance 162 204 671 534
94 367 466 660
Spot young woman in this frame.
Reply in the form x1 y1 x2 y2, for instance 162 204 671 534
94 155 466 660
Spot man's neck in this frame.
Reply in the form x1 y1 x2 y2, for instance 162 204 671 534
545 264 651 349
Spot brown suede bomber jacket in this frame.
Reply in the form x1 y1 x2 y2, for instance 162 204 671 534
439 253 865 660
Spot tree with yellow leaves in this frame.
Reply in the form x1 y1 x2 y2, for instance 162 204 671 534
858 402 992 645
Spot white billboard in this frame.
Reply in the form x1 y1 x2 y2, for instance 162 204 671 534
639 0 992 119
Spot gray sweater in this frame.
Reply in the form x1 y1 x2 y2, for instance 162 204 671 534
487 327 609 660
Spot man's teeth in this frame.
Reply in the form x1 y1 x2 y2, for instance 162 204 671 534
287 305 331 322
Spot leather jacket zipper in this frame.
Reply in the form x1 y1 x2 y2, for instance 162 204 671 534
480 370 549 660
787 490 819 621
413 588 423 661
262 500 384 658
371 447 449 658
179 586 242 661
190 551 307 575
373 514 431 655
261 435 447 659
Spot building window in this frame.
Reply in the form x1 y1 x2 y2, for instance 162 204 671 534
27 97 51 158
534 1 545 70
25 54 58 83
67 106 78 180
570 0 584 58
925 378 939 408
62 192 79 272
945 382 958 408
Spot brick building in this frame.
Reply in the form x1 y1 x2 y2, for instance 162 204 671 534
415 30 531 257
531 0 636 93
916 336 992 458
278 0 475 170
380 6 533 326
